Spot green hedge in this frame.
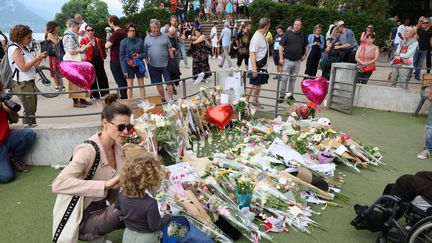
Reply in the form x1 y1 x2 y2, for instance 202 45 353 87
249 0 393 47
93 8 172 43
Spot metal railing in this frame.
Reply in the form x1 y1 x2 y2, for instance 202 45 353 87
7 62 428 126
7 71 217 126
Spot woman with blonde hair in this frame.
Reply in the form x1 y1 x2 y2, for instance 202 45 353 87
116 151 171 242
389 27 418 88
305 24 325 77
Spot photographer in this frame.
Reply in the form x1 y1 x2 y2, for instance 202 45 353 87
0 82 37 183
9 25 47 125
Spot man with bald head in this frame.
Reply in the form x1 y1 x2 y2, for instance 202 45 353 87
167 26 182 83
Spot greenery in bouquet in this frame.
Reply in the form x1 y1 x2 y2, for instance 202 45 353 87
152 115 179 160
167 222 188 238
235 177 255 194
306 102 317 119
125 127 141 144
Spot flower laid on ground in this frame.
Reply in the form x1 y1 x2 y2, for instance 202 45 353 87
235 177 255 194
307 102 317 118
132 96 385 242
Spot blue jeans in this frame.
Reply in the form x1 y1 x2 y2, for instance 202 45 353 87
178 43 189 66
0 128 37 183
414 49 428 80
177 12 185 23
425 108 432 151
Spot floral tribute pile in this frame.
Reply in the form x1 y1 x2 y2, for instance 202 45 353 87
125 87 384 242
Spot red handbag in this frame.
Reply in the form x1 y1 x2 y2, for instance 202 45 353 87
362 65 376 73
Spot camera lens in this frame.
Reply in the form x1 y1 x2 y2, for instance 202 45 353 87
3 99 21 112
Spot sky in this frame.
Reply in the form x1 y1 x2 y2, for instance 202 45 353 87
26 0 125 20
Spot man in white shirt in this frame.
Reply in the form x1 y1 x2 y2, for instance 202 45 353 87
74 13 87 42
246 17 270 107
210 22 219 58
393 19 409 53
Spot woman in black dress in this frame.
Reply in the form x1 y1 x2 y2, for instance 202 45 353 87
305 24 325 77
190 29 211 80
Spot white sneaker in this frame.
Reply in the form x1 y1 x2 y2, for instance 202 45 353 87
218 56 222 60
417 150 431 159
185 65 190 69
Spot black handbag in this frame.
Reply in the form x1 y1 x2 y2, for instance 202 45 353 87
40 39 57 56
168 58 181 76
256 52 268 69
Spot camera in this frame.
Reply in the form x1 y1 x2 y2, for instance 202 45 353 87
0 93 21 112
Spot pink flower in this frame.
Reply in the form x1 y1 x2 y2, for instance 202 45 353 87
218 206 230 216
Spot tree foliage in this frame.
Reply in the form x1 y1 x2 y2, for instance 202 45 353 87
249 0 393 46
297 0 390 19
120 0 141 16
54 0 109 27
143 0 169 8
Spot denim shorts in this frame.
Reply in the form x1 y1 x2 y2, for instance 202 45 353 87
273 50 280 66
126 66 145 79
147 64 171 84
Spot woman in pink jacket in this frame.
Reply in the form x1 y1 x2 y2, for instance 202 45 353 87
52 93 132 241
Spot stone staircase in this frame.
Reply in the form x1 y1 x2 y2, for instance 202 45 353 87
183 19 247 51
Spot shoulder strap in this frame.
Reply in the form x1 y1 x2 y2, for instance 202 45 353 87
52 140 101 243
8 44 22 82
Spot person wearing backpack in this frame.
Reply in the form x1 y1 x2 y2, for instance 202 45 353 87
43 21 62 89
63 19 92 108
8 25 47 125
0 81 37 182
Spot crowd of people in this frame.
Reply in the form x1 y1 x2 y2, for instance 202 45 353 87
167 0 251 24
3 7 432 243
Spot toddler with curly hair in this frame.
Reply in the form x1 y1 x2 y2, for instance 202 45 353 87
116 152 171 242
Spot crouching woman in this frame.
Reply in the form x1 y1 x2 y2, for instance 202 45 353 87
52 93 132 241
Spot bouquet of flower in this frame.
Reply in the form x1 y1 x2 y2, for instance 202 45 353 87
235 177 255 209
167 222 188 238
125 126 140 144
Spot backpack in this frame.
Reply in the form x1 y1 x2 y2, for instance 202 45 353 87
0 44 21 89
0 31 7 60
55 33 70 61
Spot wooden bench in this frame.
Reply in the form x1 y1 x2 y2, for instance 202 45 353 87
414 73 432 116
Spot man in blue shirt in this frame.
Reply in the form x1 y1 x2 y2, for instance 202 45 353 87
218 22 233 68
144 19 175 102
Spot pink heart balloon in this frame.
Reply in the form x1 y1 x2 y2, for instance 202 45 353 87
301 77 328 107
59 61 95 92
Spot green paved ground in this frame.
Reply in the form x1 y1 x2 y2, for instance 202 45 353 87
0 108 430 243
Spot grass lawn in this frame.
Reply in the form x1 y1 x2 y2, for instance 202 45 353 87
0 107 430 243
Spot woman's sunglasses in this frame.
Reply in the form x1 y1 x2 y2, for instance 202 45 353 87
109 122 134 132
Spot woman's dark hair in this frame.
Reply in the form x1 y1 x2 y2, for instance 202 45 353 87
109 15 120 26
45 21 59 39
366 33 376 39
10 25 32 43
86 24 95 31
101 93 132 121
125 22 137 32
